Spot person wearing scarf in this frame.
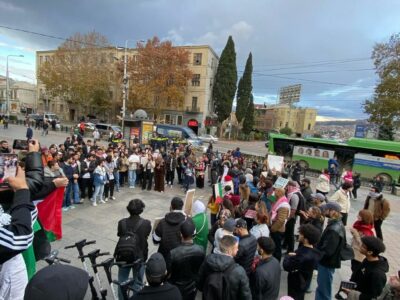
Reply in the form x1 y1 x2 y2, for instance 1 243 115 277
269 188 290 262
364 186 390 240
350 209 375 272
192 200 209 252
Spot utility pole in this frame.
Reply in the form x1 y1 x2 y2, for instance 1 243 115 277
121 40 128 135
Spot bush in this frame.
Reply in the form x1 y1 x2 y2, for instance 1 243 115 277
280 126 293 136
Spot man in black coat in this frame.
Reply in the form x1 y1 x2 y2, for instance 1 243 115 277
251 237 281 300
169 219 205 300
130 253 182 300
344 236 388 300
197 235 251 300
117 199 151 297
234 218 257 275
315 202 346 300
283 224 322 300
153 197 186 265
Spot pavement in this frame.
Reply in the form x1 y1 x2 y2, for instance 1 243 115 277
1 124 400 299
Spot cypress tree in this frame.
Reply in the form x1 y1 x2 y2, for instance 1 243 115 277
213 36 237 123
242 93 254 134
236 52 253 123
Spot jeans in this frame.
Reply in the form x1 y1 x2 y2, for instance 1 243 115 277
128 170 137 187
104 179 115 198
118 264 145 300
374 219 383 240
315 264 335 300
92 184 104 203
72 181 80 203
63 181 73 207
284 217 296 253
142 171 153 191
114 171 120 191
119 171 128 186
166 170 175 185
81 178 93 199
270 231 284 262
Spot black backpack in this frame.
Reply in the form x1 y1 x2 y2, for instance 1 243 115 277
114 219 143 263
295 192 306 215
202 263 235 300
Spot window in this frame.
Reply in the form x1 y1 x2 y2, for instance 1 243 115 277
60 104 64 112
165 114 171 124
192 97 198 110
177 115 183 125
39 56 43 65
308 123 311 130
192 74 200 86
193 53 202 65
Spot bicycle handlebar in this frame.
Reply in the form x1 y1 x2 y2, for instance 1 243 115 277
45 250 71 265
64 239 96 250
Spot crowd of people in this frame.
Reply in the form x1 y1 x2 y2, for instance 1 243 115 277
0 129 399 300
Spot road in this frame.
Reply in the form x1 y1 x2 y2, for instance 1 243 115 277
213 139 268 156
1 124 399 299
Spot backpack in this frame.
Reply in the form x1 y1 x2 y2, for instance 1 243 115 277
114 219 143 263
295 192 306 215
202 263 235 300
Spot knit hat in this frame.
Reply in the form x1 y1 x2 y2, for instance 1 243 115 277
224 175 232 181
146 253 166 279
223 218 235 232
192 200 206 216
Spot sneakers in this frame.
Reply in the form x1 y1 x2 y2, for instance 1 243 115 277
62 207 69 212
99 200 106 204
104 198 109 202
111 196 116 200
77 199 84 204
70 205 76 209
92 202 97 207
129 186 135 189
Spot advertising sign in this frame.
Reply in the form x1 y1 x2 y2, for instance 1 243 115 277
279 84 302 105
141 122 153 145
354 125 366 138
293 146 334 160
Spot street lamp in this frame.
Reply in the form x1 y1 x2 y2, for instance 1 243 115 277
6 54 24 116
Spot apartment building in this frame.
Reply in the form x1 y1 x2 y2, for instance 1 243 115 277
254 104 317 134
36 45 218 134
0 75 36 115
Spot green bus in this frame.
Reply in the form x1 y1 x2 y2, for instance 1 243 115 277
268 133 400 184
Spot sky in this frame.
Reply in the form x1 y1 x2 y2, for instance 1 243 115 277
0 0 399 121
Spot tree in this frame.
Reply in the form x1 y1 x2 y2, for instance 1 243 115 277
378 124 395 141
127 37 192 119
213 36 237 123
280 126 293 136
364 33 400 130
236 52 253 123
38 31 114 119
242 93 254 134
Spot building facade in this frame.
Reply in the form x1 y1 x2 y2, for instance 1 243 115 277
0 76 36 115
36 45 218 134
254 104 317 134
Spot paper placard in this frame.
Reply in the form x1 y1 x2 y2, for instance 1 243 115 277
184 189 196 216
267 155 284 173
273 176 289 189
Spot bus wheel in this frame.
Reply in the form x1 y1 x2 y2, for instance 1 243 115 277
377 173 392 185
298 160 309 169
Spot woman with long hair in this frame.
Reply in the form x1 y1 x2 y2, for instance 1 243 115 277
154 157 165 193
364 186 390 240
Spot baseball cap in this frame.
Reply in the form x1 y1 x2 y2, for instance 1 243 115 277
223 218 235 232
235 218 247 229
311 193 326 202
145 253 166 279
320 202 341 213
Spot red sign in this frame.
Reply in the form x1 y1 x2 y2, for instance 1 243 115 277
188 119 198 127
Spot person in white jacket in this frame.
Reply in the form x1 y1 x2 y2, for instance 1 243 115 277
329 182 353 225
315 169 330 196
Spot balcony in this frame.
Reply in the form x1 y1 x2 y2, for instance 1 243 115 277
185 106 200 113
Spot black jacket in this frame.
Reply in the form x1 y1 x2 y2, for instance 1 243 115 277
235 234 257 275
153 211 186 261
197 252 252 300
317 217 345 268
350 256 389 300
130 283 182 300
169 242 205 298
250 256 281 300
118 215 152 261
25 152 44 197
300 186 313 207
283 246 322 295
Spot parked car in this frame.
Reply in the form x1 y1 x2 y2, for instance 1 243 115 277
95 123 122 139
28 112 60 125
199 134 219 144
155 124 203 147
71 122 96 136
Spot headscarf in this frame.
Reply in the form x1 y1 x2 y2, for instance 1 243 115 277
287 183 300 200
271 195 290 221
193 200 206 216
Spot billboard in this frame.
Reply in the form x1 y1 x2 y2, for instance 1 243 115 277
279 84 302 105
354 124 366 138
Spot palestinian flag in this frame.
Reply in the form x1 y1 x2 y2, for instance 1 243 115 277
22 187 65 279
214 183 224 204
36 187 65 241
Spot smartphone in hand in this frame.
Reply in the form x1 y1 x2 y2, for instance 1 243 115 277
0 153 18 189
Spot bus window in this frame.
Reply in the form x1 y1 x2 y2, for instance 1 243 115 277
275 140 294 158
